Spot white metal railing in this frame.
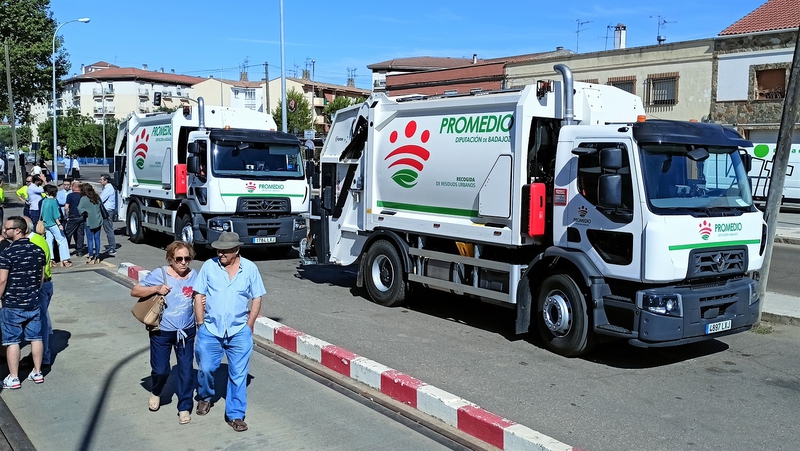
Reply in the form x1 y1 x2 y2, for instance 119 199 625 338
138 88 150 96
162 90 174 97
93 88 114 96
138 104 150 113
94 106 116 114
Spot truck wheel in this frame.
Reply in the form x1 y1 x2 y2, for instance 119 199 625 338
127 203 145 243
176 214 194 245
535 274 595 357
364 240 407 307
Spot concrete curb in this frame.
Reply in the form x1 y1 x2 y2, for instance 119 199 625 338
774 235 800 246
119 262 580 451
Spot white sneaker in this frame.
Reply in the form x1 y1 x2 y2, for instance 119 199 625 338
27 371 44 384
3 375 20 389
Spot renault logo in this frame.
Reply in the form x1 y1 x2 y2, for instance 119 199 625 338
712 253 728 273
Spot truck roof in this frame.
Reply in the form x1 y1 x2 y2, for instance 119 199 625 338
633 120 752 148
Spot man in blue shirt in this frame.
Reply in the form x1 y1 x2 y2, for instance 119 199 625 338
193 232 265 432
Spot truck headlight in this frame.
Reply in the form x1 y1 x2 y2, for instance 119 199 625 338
294 218 306 231
748 281 759 305
209 219 232 232
638 293 683 317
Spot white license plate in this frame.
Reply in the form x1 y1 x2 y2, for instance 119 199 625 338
705 320 732 334
253 237 276 244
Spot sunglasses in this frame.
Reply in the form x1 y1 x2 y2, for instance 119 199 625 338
173 256 192 263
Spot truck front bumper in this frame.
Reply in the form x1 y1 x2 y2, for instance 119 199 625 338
627 277 759 348
204 215 306 248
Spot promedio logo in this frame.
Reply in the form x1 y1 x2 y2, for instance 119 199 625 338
385 121 430 189
133 129 150 170
698 220 712 240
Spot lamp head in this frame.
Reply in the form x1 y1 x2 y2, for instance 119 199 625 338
78 18 90 23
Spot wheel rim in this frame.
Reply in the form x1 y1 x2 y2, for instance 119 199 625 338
370 254 393 293
542 290 573 336
180 221 194 244
129 212 139 236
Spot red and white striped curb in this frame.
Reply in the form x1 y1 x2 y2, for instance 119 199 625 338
119 262 580 451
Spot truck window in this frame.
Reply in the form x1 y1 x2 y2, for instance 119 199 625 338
211 142 304 179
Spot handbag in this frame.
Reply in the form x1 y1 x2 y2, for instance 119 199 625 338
35 220 46 235
131 267 168 330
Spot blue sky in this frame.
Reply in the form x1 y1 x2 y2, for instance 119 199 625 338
50 0 764 90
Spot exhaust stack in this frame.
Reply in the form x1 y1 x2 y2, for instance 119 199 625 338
553 64 575 126
198 97 206 131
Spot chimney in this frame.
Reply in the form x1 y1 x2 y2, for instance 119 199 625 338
556 46 564 51
80 64 85 74
614 24 627 49
142 64 148 70
240 71 248 81
472 54 477 64
171 69 175 74
160 67 164 73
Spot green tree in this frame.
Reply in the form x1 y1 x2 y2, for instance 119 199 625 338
37 109 112 157
0 124 31 148
0 0 69 124
272 88 312 135
322 96 356 125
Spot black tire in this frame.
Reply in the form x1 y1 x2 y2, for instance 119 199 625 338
127 203 145 244
175 214 194 245
535 273 595 357
363 240 407 307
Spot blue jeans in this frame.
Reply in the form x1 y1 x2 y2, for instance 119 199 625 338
150 326 196 412
38 280 54 364
45 225 71 262
29 209 40 227
1 307 42 345
195 324 253 420
85 226 101 258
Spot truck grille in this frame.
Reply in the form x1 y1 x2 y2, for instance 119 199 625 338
687 247 746 279
237 197 291 215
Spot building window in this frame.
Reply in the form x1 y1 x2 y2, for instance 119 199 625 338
645 72 678 106
245 89 255 100
755 68 786 100
607 76 636 94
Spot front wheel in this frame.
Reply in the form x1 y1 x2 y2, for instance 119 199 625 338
175 214 194 245
363 240 407 307
535 273 595 357
127 203 145 244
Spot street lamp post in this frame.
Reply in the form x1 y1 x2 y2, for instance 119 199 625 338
52 17 90 182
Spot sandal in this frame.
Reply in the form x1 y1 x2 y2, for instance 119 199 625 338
178 410 191 424
148 394 160 412
227 418 248 432
62 260 73 268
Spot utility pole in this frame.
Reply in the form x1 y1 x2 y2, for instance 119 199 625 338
757 26 800 321
280 0 287 133
4 40 22 185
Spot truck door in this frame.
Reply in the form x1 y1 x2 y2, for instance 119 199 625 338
565 139 643 281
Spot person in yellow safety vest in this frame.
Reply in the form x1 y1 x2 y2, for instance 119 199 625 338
15 175 32 218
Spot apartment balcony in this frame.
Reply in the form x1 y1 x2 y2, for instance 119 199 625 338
312 97 326 107
138 88 150 97
71 88 81 97
94 106 116 115
93 88 114 97
313 115 326 125
162 90 174 98
244 101 257 110
176 91 189 98
138 104 150 113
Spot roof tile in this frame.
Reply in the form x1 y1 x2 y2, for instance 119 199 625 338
719 0 800 35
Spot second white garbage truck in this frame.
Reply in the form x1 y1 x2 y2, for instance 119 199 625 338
302 64 766 356
113 98 308 251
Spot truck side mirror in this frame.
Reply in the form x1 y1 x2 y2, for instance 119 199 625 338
739 150 753 173
188 142 198 154
187 156 200 174
598 174 622 208
600 147 623 170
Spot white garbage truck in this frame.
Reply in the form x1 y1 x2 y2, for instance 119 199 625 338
302 64 766 356
113 98 308 251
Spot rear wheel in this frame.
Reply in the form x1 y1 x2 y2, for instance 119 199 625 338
535 273 595 357
363 240 407 307
127 203 145 244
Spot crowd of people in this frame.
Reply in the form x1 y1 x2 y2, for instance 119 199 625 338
0 170 264 433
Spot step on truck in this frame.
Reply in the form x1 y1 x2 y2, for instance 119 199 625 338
302 64 766 357
113 98 308 252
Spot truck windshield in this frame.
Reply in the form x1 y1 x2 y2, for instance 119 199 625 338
640 144 753 212
211 141 304 179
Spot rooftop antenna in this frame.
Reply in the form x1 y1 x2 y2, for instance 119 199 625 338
575 19 592 53
651 15 675 45
602 23 614 51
